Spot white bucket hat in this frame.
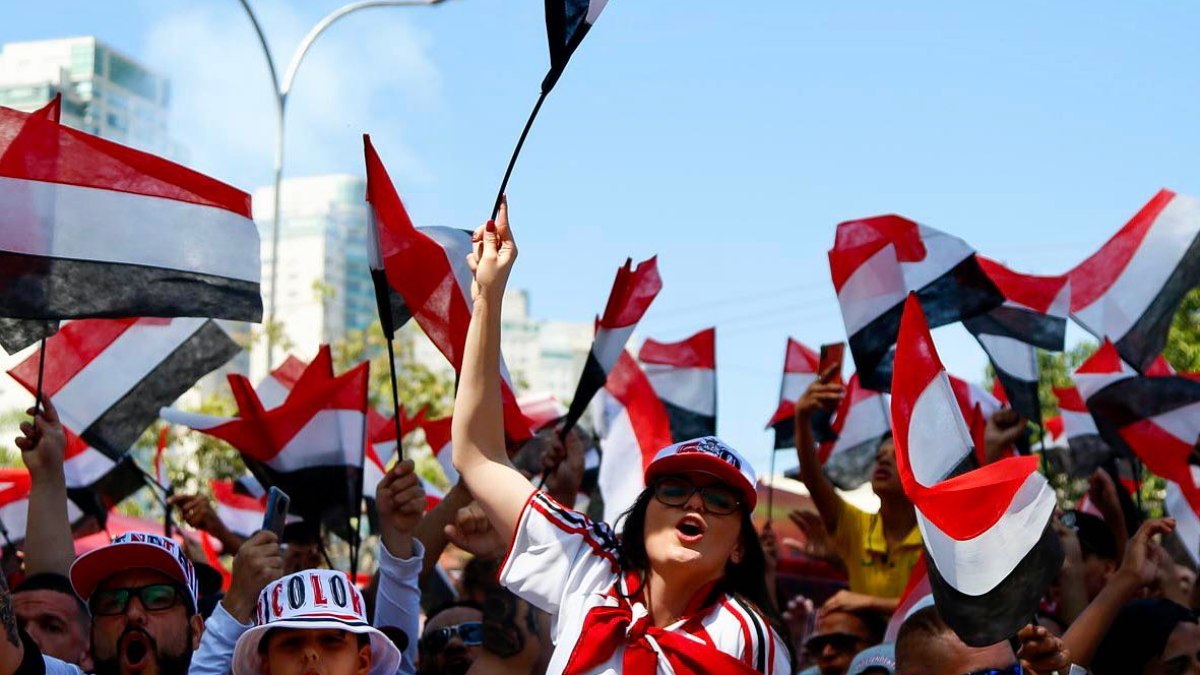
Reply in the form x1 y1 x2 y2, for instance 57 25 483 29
232 569 401 675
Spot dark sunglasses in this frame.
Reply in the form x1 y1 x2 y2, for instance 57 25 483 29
90 583 184 616
652 476 741 515
803 631 864 656
421 622 484 652
965 666 1023 675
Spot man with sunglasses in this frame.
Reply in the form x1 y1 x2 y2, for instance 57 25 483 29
803 607 884 675
416 602 483 675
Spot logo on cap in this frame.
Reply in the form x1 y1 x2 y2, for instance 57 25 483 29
113 532 197 597
256 570 365 626
675 437 742 470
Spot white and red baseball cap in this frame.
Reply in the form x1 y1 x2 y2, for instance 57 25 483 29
233 569 401 675
70 531 199 610
644 436 758 510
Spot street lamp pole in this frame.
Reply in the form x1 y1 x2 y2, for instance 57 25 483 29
237 0 447 370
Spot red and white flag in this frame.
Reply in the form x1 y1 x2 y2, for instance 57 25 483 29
638 327 717 442
561 256 662 435
817 374 891 490
765 338 820 450
1069 189 1200 372
892 294 1061 647
1051 385 1114 478
885 554 932 642
416 412 456 485
0 468 91 544
0 98 261 323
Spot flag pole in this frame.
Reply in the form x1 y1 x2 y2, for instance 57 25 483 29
491 90 549 220
33 337 47 415
385 337 405 461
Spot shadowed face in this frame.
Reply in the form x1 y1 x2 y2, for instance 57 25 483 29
808 610 874 675
897 629 1017 675
261 628 370 675
14 589 91 668
869 438 904 497
420 606 482 675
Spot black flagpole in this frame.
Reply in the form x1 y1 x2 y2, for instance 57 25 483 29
491 90 549 221
33 337 47 415
385 337 404 463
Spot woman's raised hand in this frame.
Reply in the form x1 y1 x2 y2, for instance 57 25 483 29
468 195 518 302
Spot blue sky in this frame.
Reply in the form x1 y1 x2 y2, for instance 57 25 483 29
5 2 1199 473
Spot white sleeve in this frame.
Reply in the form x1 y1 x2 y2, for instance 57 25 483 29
42 656 86 675
188 602 251 675
498 491 621 616
374 538 424 675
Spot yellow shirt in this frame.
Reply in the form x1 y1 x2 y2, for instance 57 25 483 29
831 498 924 598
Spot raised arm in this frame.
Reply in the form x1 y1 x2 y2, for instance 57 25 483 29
451 198 536 545
17 399 75 576
793 369 844 535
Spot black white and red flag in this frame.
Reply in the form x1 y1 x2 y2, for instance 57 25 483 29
0 468 88 545
637 327 716 442
542 0 609 92
1069 189 1200 372
0 98 261 323
963 258 1069 424
892 294 1061 647
561 256 662 435
817 374 891 490
593 351 674 523
1074 341 1200 500
884 554 932 642
364 136 531 444
829 215 1003 392
1051 385 1114 478
62 428 145 528
765 338 820 450
160 350 369 538
7 318 240 458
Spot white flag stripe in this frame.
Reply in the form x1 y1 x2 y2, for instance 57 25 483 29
0 176 259 283
837 244 906 336
1059 409 1098 436
781 372 818 404
1146 401 1200 444
1074 194 1200 340
1166 482 1200 566
586 0 607 23
271 410 367 472
917 474 1056 596
217 502 266 539
255 377 290 410
597 404 646 524
65 447 117 488
54 319 206 432
976 333 1038 382
909 373 974 486
642 366 716 415
423 226 476 309
829 395 890 454
593 325 637 374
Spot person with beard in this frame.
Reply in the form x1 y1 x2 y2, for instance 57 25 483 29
13 573 92 669
451 200 792 673
417 602 483 675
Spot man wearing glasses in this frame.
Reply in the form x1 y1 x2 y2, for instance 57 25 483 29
802 606 885 675
416 602 483 675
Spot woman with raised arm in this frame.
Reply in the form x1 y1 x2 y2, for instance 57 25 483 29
452 198 792 674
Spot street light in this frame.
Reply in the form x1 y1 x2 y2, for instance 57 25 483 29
237 0 449 369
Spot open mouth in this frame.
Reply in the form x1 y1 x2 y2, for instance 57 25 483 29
121 631 150 669
872 465 892 480
675 514 707 543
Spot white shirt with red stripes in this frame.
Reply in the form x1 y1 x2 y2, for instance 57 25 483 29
499 491 791 674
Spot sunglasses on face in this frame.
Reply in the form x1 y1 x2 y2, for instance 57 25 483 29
652 476 741 516
964 666 1023 675
420 622 484 652
90 584 184 616
803 631 864 657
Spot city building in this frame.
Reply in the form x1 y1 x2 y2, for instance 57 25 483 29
0 37 181 158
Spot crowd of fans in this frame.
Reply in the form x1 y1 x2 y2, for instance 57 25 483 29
1 203 1198 675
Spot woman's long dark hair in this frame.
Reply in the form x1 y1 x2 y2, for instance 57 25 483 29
615 485 795 667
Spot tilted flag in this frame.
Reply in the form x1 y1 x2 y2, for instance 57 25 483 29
364 136 531 443
1074 341 1200 500
817 374 892 490
0 468 88 545
885 554 932 643
542 0 609 92
892 294 1061 647
1051 385 1114 478
62 428 145 529
0 99 261 322
561 256 662 435
1069 190 1200 372
765 338 820 450
594 351 674 523
256 355 310 409
638 327 717 442
963 258 1069 424
7 318 240 458
829 215 1003 391
161 355 370 538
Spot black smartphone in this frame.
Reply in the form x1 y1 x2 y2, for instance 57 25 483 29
262 487 290 539
819 342 845 383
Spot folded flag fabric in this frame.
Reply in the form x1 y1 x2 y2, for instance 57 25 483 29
517 392 568 433
161 351 369 538
416 411 456 485
892 294 1061 647
817 374 891 490
255 355 310 409
594 351 674 523
829 215 1004 391
542 0 610 92
364 136 530 443
561 256 662 435
0 318 57 355
964 258 1069 424
1166 479 1200 567
765 338 820 450
1069 189 1200 373
0 467 88 545
1074 341 1200 503
637 327 716 442
7 318 240 458
211 479 269 540
0 99 261 322
1051 385 1114 478
884 554 932 643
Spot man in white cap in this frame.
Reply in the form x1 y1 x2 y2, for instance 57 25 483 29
231 569 400 675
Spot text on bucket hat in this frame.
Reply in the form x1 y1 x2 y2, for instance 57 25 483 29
645 436 758 510
70 531 198 610
232 569 401 675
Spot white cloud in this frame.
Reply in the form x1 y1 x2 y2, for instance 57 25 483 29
142 0 441 193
